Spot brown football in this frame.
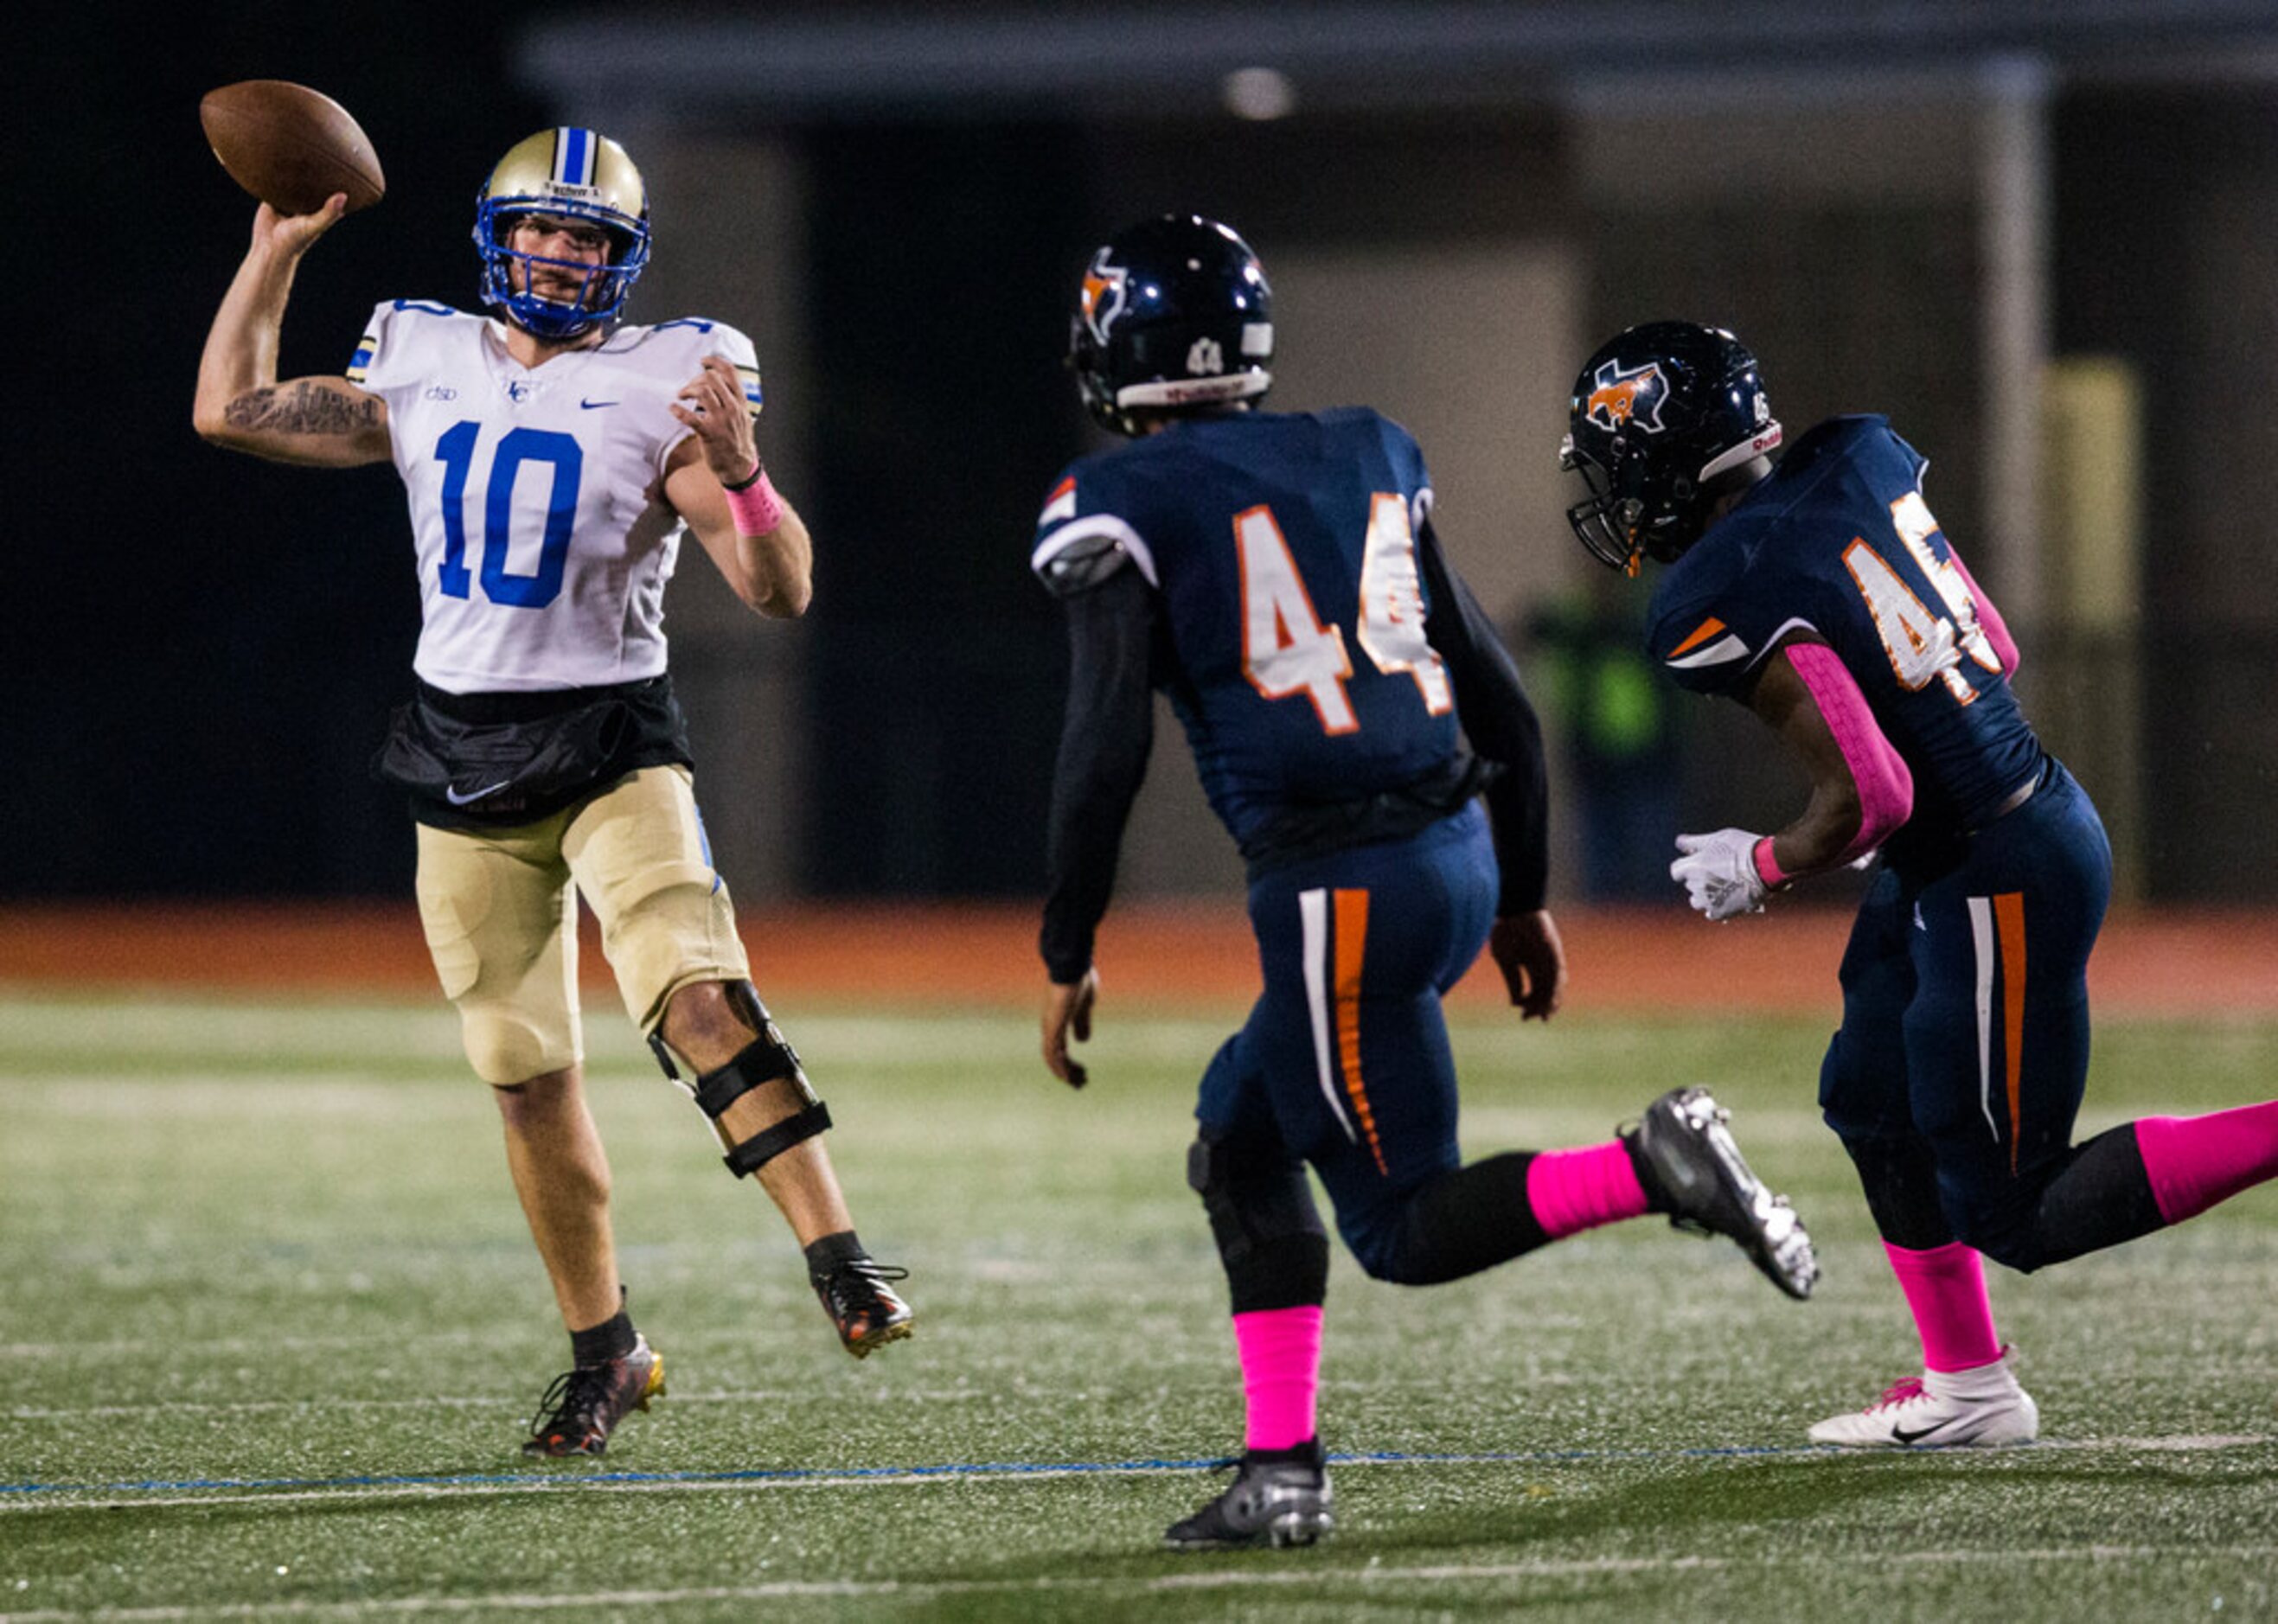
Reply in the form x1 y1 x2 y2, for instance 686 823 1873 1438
199 80 385 217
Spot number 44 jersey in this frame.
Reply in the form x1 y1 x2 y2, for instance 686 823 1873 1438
348 300 762 694
1032 408 1469 854
1646 414 2044 858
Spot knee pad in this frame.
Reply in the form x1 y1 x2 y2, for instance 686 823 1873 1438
1840 1133 1955 1250
1188 1132 1329 1314
649 981 830 1179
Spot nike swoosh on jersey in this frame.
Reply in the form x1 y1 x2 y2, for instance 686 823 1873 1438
444 782 511 806
580 398 621 409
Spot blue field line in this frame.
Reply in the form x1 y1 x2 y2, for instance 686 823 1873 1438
0 1443 1806 1502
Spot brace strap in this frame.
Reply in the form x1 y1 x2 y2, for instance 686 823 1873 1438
723 1102 833 1178
691 1028 808 1119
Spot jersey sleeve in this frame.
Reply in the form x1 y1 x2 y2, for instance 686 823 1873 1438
637 318 765 482
345 300 428 401
1645 534 1820 699
1029 462 1158 598
701 320 764 418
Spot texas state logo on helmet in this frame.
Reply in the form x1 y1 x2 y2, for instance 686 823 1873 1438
1581 357 1670 436
1080 247 1130 348
473 127 654 340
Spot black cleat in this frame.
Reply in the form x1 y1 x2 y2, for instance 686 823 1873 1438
813 1258 913 1358
1164 1441 1334 1550
1627 1085 1819 1300
521 1333 665 1457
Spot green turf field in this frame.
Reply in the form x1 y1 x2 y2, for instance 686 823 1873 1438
2 988 2273 1621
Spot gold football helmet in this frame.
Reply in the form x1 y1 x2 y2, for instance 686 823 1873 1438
473 127 652 339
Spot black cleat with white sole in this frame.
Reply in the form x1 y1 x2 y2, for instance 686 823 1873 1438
1626 1085 1819 1300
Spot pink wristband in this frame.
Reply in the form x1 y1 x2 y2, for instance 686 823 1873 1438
724 464 785 535
1752 836 1790 889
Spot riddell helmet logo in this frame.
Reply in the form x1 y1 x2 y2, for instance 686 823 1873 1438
1081 248 1129 343
1584 359 1668 434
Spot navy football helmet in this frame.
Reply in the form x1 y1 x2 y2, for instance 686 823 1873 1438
473 127 652 341
1068 214 1274 437
1559 321 1782 572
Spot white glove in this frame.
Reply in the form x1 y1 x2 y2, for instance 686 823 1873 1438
1671 828 1770 922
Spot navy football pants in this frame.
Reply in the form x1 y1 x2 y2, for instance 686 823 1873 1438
1819 759 2115 1267
1195 802 1498 1278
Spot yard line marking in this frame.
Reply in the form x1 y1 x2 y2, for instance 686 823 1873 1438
3 1434 2269 1512
9 1545 2278 1619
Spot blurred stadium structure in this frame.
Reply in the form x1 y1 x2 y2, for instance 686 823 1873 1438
12 2 2278 909
505 1 2278 910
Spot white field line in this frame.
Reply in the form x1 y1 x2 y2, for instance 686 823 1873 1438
3 1435 2269 1515
7 1544 2278 1621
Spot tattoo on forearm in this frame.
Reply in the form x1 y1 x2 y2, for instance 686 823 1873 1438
224 381 380 437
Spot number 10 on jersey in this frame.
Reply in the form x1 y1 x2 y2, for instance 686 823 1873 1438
1236 494 1453 734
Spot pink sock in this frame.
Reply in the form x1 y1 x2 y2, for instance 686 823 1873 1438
1525 1141 1649 1239
1233 1306 1322 1452
2135 1103 2278 1224
1884 1240 2003 1372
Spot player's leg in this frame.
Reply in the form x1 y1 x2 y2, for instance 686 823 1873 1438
1810 866 2028 1448
1268 810 1812 1298
564 766 911 1358
1170 1031 1336 1551
1921 764 2278 1270
415 815 663 1455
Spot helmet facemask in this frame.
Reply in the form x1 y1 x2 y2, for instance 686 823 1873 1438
473 129 652 342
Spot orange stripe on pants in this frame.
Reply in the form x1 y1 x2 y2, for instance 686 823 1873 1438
1995 892 2027 1173
1333 889 1389 1175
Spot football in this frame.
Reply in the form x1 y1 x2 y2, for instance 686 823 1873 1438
199 80 385 217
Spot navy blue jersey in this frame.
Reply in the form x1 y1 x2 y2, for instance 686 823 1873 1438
1647 416 2044 849
1033 409 1462 854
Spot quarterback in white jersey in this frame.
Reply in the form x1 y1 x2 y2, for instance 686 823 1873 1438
195 125 912 1460
349 299 765 694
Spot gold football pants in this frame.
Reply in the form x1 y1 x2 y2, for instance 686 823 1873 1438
413 765 750 1084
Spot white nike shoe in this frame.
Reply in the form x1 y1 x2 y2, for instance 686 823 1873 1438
1808 1347 2038 1448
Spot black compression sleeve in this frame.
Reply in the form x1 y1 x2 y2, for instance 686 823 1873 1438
1418 518 1548 914
1039 568 1156 982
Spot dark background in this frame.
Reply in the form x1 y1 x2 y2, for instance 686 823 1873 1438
14 5 2278 905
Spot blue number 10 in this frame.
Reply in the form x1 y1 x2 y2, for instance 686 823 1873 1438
433 422 583 608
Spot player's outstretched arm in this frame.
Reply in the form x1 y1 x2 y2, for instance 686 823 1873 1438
669 357 812 617
193 197 391 467
1671 639 1915 921
1747 639 1912 876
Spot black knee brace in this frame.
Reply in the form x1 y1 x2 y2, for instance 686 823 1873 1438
1187 1132 1329 1314
1840 1133 1954 1250
649 981 831 1179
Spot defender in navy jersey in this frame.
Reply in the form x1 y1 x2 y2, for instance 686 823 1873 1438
195 126 910 1459
1037 219 1816 1550
1562 319 2278 1447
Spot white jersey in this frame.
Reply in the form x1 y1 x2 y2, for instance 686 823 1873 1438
347 301 762 694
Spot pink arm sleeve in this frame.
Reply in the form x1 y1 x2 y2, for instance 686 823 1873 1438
1784 643 1914 861
1943 548 2019 678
